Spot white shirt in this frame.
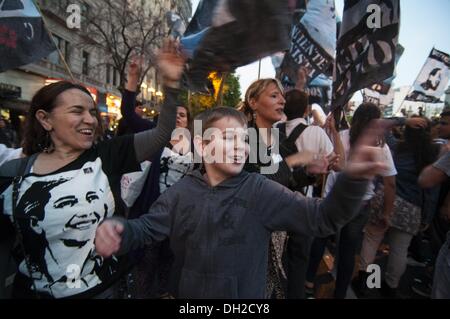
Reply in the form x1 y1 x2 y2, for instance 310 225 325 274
0 144 22 166
285 118 334 156
309 103 327 126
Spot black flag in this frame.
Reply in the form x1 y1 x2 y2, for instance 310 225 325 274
331 0 400 110
0 0 56 73
183 0 291 92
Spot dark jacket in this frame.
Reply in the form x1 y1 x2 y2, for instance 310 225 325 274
119 90 161 218
116 170 369 298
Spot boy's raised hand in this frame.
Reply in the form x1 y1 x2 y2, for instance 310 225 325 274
345 119 392 180
95 220 124 258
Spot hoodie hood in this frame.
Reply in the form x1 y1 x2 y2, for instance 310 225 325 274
187 169 252 189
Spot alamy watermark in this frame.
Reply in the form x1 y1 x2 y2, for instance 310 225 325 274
366 264 381 289
66 264 82 289
171 120 282 175
367 4 382 29
66 4 81 29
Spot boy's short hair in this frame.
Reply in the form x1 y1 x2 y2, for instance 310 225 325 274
194 107 248 135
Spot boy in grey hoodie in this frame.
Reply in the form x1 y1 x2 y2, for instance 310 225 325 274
95 107 387 299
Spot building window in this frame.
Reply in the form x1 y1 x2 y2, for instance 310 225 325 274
113 67 117 86
46 35 70 66
106 64 112 84
82 51 89 76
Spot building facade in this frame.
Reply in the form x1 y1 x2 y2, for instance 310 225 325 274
0 0 192 129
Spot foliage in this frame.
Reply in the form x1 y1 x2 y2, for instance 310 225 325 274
179 72 242 117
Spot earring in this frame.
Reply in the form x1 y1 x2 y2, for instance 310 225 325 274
41 130 54 154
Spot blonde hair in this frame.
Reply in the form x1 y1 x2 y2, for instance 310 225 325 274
236 78 284 121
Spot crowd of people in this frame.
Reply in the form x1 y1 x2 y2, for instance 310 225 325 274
0 40 449 300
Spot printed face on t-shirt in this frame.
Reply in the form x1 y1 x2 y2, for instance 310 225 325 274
14 161 113 294
42 178 109 259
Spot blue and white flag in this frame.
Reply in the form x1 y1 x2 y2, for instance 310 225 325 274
280 0 337 85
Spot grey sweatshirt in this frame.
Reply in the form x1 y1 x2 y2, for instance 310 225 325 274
117 170 369 299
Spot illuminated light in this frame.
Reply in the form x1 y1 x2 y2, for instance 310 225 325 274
155 91 163 97
106 93 122 120
143 108 147 112
208 71 223 100
150 110 155 114
44 79 59 86
148 87 156 93
141 82 148 89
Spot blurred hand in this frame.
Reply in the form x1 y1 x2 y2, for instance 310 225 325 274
306 154 329 175
95 220 124 258
326 153 340 171
295 67 308 90
345 119 391 179
157 38 186 88
285 150 314 168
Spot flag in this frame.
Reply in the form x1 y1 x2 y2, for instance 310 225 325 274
363 87 394 106
331 0 400 110
306 85 332 108
405 48 450 103
165 10 186 39
369 43 404 95
280 0 337 85
0 0 56 73
184 0 219 37
182 0 291 92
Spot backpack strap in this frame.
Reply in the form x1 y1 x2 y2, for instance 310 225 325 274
276 122 287 134
285 123 308 148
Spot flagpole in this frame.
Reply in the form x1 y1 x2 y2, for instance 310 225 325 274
258 59 262 80
33 0 76 81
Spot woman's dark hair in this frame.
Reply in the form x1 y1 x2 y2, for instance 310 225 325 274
441 110 450 117
397 118 439 172
177 105 192 129
23 81 102 155
284 89 309 121
349 102 381 146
